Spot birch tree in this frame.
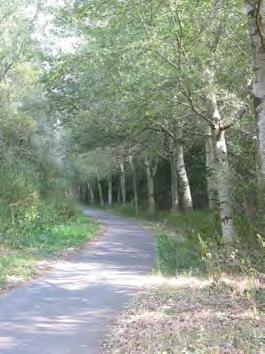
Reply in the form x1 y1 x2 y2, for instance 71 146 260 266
204 67 236 242
246 1 265 179
144 155 157 216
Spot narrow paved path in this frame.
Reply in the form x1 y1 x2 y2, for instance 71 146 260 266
0 209 155 354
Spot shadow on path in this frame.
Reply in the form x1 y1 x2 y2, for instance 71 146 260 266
0 208 155 354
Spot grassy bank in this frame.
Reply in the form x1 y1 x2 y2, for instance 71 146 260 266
103 204 265 353
0 214 99 290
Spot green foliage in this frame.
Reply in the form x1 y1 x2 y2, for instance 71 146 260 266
155 210 264 279
156 234 201 276
156 233 202 276
0 215 99 289
155 211 219 276
15 214 98 256
0 252 36 289
198 235 265 278
160 210 221 240
110 203 138 218
0 161 78 249
0 0 262 295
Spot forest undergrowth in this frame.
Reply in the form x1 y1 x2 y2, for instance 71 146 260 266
0 199 99 291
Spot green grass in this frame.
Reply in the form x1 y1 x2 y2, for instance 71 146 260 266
155 211 220 276
0 251 36 289
156 233 202 276
0 215 99 290
105 203 143 218
19 214 99 256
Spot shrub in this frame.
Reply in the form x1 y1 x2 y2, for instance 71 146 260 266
0 159 78 249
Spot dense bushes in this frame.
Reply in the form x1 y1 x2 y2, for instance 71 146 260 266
0 196 78 249
0 158 98 289
155 211 216 276
0 158 78 249
155 211 265 278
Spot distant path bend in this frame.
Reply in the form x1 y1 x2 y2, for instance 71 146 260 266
0 208 155 354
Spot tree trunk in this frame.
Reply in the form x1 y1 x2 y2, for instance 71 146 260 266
144 156 156 216
117 185 121 204
79 184 83 201
170 143 179 211
214 129 236 242
176 141 193 212
96 176 104 207
246 2 265 177
108 175 112 206
129 155 139 212
205 127 217 210
78 185 82 200
118 160 126 204
88 182 95 204
205 66 236 242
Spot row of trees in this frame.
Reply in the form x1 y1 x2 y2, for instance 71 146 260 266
43 0 265 244
0 0 74 240
1 0 264 246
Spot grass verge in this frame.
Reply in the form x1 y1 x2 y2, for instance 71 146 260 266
103 278 264 353
0 214 99 291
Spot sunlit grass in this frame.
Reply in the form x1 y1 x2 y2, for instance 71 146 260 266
104 273 265 354
0 215 99 290
0 250 36 289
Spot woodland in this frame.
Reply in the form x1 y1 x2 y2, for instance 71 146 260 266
0 0 264 352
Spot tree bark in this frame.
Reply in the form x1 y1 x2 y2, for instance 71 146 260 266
108 175 112 206
205 66 236 242
205 127 217 210
170 144 179 211
144 156 156 216
96 175 104 207
129 154 139 212
78 185 82 200
176 141 193 212
246 1 265 177
118 160 126 204
88 182 95 205
117 185 121 204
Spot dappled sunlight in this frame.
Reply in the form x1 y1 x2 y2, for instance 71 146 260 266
0 209 155 353
143 274 212 290
104 280 264 354
0 0 263 352
218 274 265 295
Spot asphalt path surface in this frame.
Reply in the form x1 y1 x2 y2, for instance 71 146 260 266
0 208 155 354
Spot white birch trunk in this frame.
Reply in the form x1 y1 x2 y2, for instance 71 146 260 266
118 160 126 204
117 185 121 204
176 141 193 212
78 185 82 200
205 127 217 209
96 175 104 207
129 155 139 212
215 129 236 242
246 2 265 177
108 176 112 206
205 66 236 242
88 182 95 205
144 156 156 216
170 145 179 211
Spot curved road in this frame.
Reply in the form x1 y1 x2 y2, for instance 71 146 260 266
0 208 155 354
